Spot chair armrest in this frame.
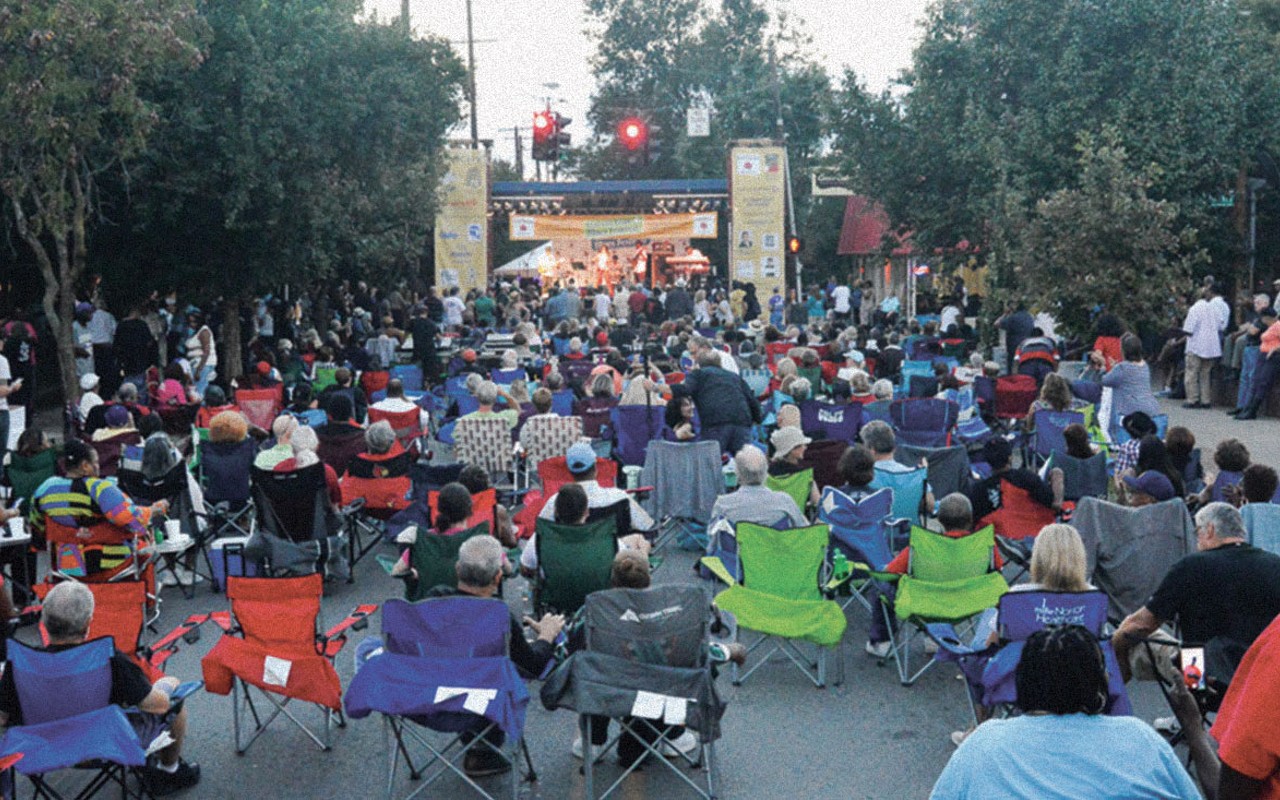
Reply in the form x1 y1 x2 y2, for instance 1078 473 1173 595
320 604 379 658
340 498 367 516
699 557 738 587
146 614 212 668
208 610 234 633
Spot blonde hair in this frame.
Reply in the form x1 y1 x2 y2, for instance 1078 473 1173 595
1029 524 1090 591
776 358 797 380
776 404 801 430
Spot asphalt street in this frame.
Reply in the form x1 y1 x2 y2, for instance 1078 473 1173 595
14 398 1277 799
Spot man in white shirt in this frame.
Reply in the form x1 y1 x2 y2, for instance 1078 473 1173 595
940 302 962 334
442 288 465 329
0 341 19 462
688 335 739 375
831 283 852 322
1182 286 1226 409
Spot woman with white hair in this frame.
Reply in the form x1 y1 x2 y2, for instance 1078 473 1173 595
274 425 342 507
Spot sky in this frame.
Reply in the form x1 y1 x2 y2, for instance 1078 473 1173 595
363 0 931 171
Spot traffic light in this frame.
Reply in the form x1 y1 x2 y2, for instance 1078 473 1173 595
553 113 571 161
532 111 553 161
618 117 648 160
787 236 804 255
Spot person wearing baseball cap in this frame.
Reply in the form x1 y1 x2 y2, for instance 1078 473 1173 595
1121 471 1177 507
521 442 654 576
78 373 104 418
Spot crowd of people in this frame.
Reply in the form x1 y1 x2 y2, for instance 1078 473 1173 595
1 268 1279 798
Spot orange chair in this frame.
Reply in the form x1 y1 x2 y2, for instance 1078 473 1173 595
235 386 284 432
427 486 497 533
979 479 1058 540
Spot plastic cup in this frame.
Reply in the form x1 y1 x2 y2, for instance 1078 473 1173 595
622 465 642 490
164 519 181 541
5 517 22 538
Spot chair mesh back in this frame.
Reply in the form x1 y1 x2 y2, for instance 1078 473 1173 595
908 525 994 583
535 517 618 615
252 464 329 541
736 522 828 602
819 487 895 569
382 597 509 658
12 638 113 725
997 590 1108 641
227 575 322 656
407 524 492 600
201 439 257 504
585 586 709 668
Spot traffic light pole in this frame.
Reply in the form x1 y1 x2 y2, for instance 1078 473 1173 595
466 0 479 148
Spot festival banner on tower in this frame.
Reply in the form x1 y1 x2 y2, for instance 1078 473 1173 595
433 147 490 294
509 212 717 241
729 143 787 319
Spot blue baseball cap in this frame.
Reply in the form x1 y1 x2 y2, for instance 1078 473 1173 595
1123 471 1176 502
566 442 597 474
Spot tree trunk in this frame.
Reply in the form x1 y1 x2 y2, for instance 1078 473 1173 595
220 298 243 385
10 195 81 405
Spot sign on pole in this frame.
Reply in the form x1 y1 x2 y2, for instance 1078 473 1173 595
687 107 710 138
434 148 489 293
729 144 787 319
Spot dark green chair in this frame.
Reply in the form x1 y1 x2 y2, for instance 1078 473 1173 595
404 521 491 601
533 517 618 616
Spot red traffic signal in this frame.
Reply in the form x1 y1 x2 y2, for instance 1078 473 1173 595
787 236 804 255
617 117 647 150
532 111 554 161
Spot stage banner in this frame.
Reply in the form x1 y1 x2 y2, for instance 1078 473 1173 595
729 145 787 320
434 148 490 293
509 212 717 241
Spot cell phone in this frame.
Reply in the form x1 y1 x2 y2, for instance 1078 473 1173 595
1180 647 1206 691
170 681 204 702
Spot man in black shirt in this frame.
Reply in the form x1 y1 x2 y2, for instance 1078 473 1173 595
113 306 158 401
1113 502 1280 685
0 582 200 795
426 535 563 777
966 437 1063 521
410 305 440 385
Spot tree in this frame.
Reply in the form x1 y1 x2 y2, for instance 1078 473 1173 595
1011 132 1202 338
0 0 203 401
114 0 466 379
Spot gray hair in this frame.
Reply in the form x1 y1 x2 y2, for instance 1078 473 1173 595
291 425 320 468
501 349 518 369
734 446 768 487
464 372 484 394
272 414 299 442
43 581 95 641
456 535 503 587
860 420 896 455
1195 502 1247 541
871 379 894 401
475 380 499 406
790 378 812 401
117 383 139 403
365 420 397 454
937 493 974 531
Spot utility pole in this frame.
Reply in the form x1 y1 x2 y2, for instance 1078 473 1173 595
400 0 410 31
513 126 524 180
465 0 479 148
769 47 785 140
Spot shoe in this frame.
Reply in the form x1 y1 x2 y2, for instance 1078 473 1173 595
725 643 747 665
1155 389 1173 398
172 566 204 585
865 640 892 658
950 729 972 747
1153 716 1181 736
159 571 180 588
659 731 699 758
1181 402 1208 409
571 735 583 760
144 760 201 796
1227 408 1243 416
463 748 511 778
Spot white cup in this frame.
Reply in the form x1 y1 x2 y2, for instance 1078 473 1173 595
164 519 182 540
5 517 22 538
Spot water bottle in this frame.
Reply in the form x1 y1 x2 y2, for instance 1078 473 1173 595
832 549 850 582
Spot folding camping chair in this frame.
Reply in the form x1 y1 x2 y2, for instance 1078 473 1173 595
317 423 368 478
117 458 206 595
818 487 901 613
869 465 928 524
390 364 424 392
201 574 375 753
1045 451 1108 503
980 479 1059 541
1244 503 1280 555
879 524 1008 685
517 414 584 489
361 370 391 401
398 523 493 602
235 386 284 432
490 367 525 385
340 447 414 568
312 366 339 393
610 405 665 467
0 638 150 799
74 580 207 683
199 436 257 544
369 406 426 455
899 360 934 393
993 375 1038 427
550 389 577 418
889 398 959 448
343 597 533 800
641 440 723 551
89 433 143 479
707 522 845 688
798 439 849 490
250 464 353 582
1029 409 1085 467
532 517 618 616
740 368 771 398
926 589 1130 726
766 469 815 516
894 444 972 505
543 585 725 800
453 417 517 492
798 400 862 444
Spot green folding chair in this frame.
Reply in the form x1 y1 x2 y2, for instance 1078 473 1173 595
709 522 846 688
403 522 491 601
766 468 814 516
882 524 1007 685
312 366 339 393
533 517 618 616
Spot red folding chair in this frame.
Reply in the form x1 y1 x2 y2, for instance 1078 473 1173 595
201 574 375 753
426 487 497 533
367 405 424 454
360 370 390 401
979 479 1058 541
994 375 1038 422
235 386 284 432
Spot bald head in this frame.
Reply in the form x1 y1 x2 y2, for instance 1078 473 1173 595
734 446 768 486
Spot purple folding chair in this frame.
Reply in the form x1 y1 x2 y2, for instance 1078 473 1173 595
889 398 960 448
798 400 863 444
610 405 666 467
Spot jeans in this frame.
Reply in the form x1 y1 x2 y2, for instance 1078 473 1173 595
194 364 216 397
0 409 8 481
1247 354 1280 407
868 581 898 644
1237 347 1261 408
1184 353 1216 405
701 424 751 456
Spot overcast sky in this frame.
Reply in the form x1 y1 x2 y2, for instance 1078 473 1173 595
364 0 930 170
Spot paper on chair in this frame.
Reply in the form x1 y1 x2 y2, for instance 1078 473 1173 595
434 686 497 715
263 656 292 687
662 696 688 726
630 690 666 720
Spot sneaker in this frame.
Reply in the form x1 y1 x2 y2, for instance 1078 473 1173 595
144 760 201 796
865 640 892 658
571 735 584 760
463 749 511 778
950 730 971 747
159 571 180 588
1153 716 1181 735
172 566 204 585
659 731 699 758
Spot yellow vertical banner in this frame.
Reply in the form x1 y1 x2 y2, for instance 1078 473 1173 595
729 144 787 320
434 148 490 294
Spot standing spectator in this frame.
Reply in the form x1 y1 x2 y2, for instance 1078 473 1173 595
410 304 440 385
1235 306 1280 420
442 287 465 329
184 311 217 398
114 305 158 402
88 302 119 397
3 313 37 413
995 302 1035 375
1182 285 1226 409
1227 294 1271 416
1099 333 1161 421
0 340 20 469
831 280 852 324
670 350 762 455
72 302 96 378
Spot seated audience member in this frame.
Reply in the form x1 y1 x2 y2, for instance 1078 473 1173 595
967 437 1063 521
424 535 564 777
1122 435 1186 497
1165 425 1204 494
835 444 880 500
457 463 517 548
370 378 430 431
1211 612 1280 798
314 394 365 476
1239 463 1279 507
575 373 618 439
1112 411 1157 476
1119 470 1177 508
318 367 367 424
1197 438 1253 506
931 626 1200 799
254 414 298 470
194 385 236 429
462 380 519 431
79 373 104 419
274 425 341 507
664 395 699 442
1060 423 1097 460
91 404 141 444
769 426 820 508
153 363 190 407
1112 502 1280 687
0 582 201 794
709 446 806 529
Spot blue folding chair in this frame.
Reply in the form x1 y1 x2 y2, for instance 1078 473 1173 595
740 368 771 398
899 360 934 391
889 398 959 448
0 638 152 799
798 400 862 444
345 597 533 800
490 368 524 385
1030 409 1085 466
1045 451 1108 502
861 400 892 426
390 364 425 392
869 465 927 523
1244 503 1280 554
550 390 576 417
818 487 901 613
1211 470 1245 504
609 405 665 467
